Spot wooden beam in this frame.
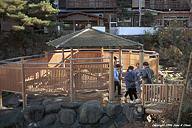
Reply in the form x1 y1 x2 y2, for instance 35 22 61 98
21 58 27 110
119 46 122 86
62 48 65 68
156 54 159 83
70 48 74 102
142 80 145 106
109 51 114 101
139 50 144 72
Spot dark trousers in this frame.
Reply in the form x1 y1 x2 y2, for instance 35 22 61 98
114 81 121 95
125 88 138 101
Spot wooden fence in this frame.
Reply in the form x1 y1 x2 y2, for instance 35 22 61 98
0 52 111 109
0 48 160 109
142 80 184 105
47 49 159 74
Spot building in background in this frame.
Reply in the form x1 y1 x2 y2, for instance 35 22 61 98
55 0 192 33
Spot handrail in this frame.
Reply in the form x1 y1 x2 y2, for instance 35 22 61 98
67 57 109 60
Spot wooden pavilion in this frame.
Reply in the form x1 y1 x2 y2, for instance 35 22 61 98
0 27 163 110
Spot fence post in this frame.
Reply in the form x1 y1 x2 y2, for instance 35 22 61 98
109 51 114 102
0 90 2 108
165 82 168 104
139 50 144 72
21 58 27 110
70 48 74 102
119 46 122 86
62 48 65 68
142 80 145 106
156 54 159 83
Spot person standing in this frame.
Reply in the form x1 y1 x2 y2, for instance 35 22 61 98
134 63 142 99
114 64 121 96
142 62 154 84
125 66 139 103
134 63 140 74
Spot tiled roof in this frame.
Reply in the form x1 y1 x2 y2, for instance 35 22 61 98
47 28 143 48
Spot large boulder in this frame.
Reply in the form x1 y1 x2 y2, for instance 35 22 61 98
79 100 104 124
41 114 56 126
45 103 61 114
60 101 84 109
58 109 76 125
24 105 45 123
105 104 122 118
0 108 24 128
123 103 138 122
7 97 22 107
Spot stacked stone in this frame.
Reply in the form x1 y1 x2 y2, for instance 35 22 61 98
21 100 142 128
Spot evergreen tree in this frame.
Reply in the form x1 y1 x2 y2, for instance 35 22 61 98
0 0 58 31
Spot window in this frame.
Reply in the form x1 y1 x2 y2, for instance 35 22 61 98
111 15 117 22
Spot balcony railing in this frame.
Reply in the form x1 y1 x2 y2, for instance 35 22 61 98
145 1 190 11
59 0 117 9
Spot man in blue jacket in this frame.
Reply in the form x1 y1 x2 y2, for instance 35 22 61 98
114 64 121 96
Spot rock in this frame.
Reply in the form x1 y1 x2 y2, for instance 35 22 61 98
45 103 61 114
60 101 84 109
58 109 76 125
7 96 22 107
79 100 104 124
105 104 122 118
0 108 24 128
24 105 45 123
42 99 52 105
123 103 138 122
100 116 110 124
41 114 56 126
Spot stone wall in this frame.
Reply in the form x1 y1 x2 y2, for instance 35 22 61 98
22 100 142 128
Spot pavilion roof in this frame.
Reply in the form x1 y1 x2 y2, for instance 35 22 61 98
47 28 143 49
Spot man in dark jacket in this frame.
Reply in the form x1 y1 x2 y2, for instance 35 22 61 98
142 62 154 84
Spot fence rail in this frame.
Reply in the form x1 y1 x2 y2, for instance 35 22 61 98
143 82 184 104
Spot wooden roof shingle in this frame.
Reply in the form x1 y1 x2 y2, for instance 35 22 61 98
47 28 143 48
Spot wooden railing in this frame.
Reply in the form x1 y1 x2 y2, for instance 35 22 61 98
0 53 111 109
142 82 184 104
0 49 160 109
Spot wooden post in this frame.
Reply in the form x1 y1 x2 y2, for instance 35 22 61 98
129 50 132 66
177 52 192 124
156 54 159 83
0 90 2 108
139 50 144 72
165 82 168 104
70 48 74 102
101 47 104 58
161 75 164 84
101 47 104 75
62 48 65 68
109 51 114 101
119 46 122 86
21 58 27 110
44 51 49 64
142 80 145 106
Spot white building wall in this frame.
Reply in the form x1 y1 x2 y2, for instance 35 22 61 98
92 26 106 32
116 27 157 35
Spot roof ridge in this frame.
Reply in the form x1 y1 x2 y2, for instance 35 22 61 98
55 28 90 48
